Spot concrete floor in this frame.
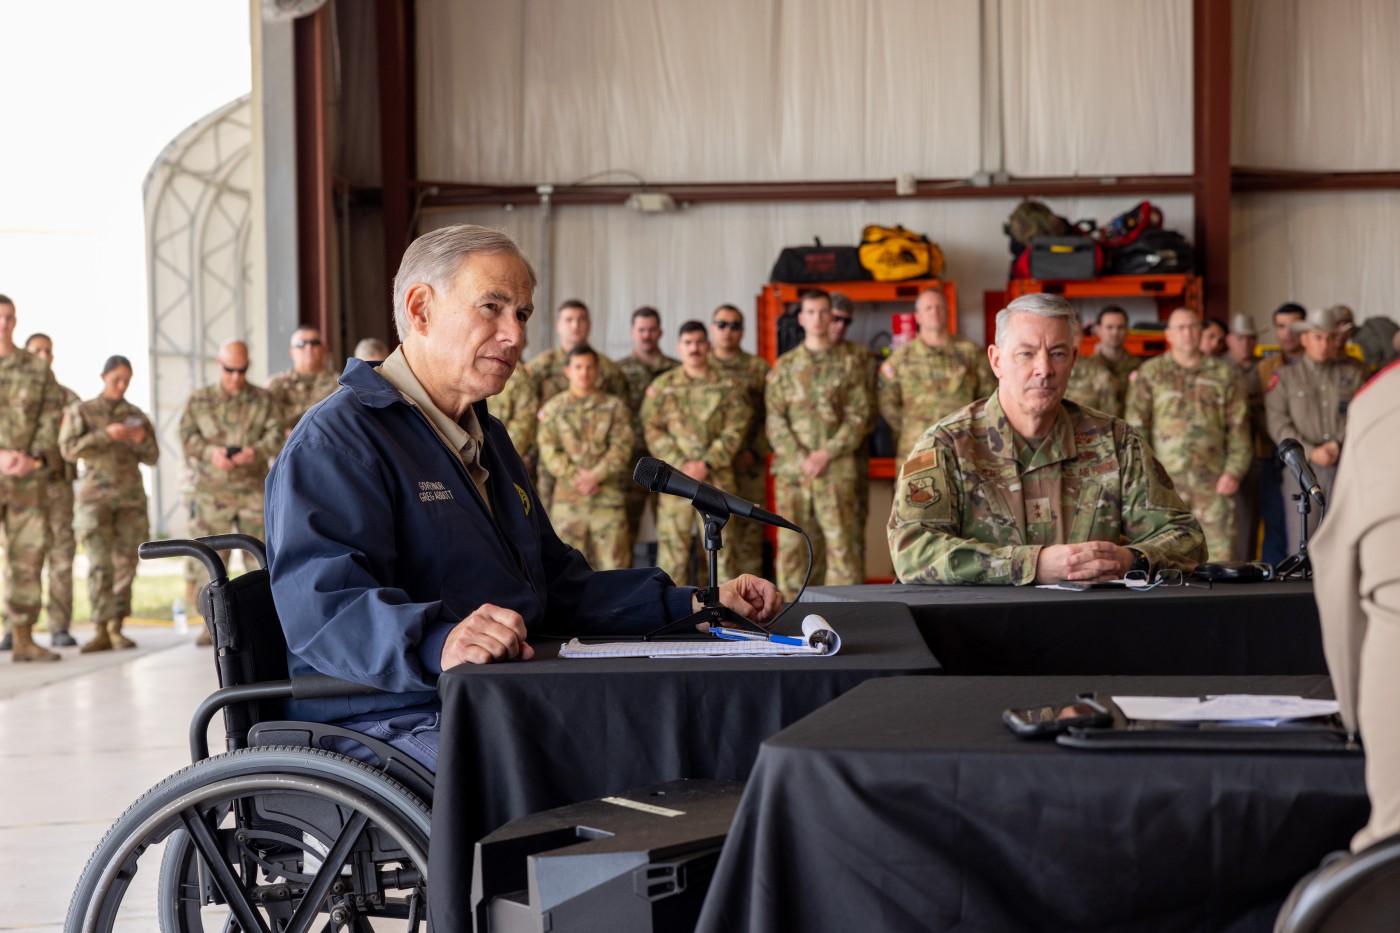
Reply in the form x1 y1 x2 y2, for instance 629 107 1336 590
0 621 220 930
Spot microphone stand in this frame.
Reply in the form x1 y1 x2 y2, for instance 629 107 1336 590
1275 489 1313 580
645 485 767 639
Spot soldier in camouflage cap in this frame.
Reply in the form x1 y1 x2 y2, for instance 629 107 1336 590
888 293 1204 585
59 356 160 652
1126 308 1252 561
536 345 635 570
709 304 771 577
767 290 872 597
828 293 879 575
179 339 285 637
266 326 339 434
617 306 680 549
643 321 752 586
23 333 80 648
493 356 540 474
0 296 65 661
878 286 997 463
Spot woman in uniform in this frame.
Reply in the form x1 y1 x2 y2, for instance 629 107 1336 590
58 356 159 652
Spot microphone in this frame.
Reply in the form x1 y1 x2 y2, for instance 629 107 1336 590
633 457 801 532
1277 438 1326 507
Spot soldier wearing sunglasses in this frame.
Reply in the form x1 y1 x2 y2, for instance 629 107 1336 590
267 326 340 434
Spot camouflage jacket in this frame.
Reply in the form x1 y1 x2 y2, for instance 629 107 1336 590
878 336 997 462
1265 355 1368 454
491 362 540 460
766 344 871 478
617 352 680 414
531 346 629 404
266 368 340 432
832 339 881 436
887 394 1205 585
1065 353 1122 418
179 384 285 494
0 349 64 469
1125 354 1252 485
536 391 634 507
711 350 771 457
59 396 160 507
641 367 752 490
43 384 81 483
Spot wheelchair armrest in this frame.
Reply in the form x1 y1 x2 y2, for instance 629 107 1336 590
141 538 226 583
291 673 386 699
192 677 392 762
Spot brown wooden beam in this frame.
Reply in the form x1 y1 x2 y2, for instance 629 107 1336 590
1233 169 1400 192
294 7 331 341
375 0 417 314
1193 0 1231 319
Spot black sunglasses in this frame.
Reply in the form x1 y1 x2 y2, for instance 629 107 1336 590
222 366 249 375
832 315 853 325
713 320 743 331
293 339 323 348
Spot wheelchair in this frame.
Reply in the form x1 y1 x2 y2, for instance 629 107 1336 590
66 535 437 932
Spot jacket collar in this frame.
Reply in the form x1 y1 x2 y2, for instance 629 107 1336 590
339 356 494 427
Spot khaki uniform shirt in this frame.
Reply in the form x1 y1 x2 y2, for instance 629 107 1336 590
878 335 996 462
536 391 635 508
888 394 1205 585
1265 355 1368 455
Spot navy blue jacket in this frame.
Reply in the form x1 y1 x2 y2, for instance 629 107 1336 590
265 359 695 723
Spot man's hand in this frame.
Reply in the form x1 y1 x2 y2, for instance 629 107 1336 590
105 423 133 442
1034 541 1133 583
210 447 235 471
572 468 601 497
1310 441 1340 468
800 449 832 479
680 460 709 482
1215 472 1241 496
441 603 535 668
231 447 256 467
697 574 784 625
0 450 28 477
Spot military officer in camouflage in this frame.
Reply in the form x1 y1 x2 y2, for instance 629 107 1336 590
59 356 160 652
1065 305 1137 416
829 293 878 574
617 306 680 548
643 321 752 586
878 285 996 462
179 339 285 637
536 345 635 570
767 290 872 596
493 356 540 472
1266 306 1368 546
23 333 80 648
888 293 1204 585
709 304 771 577
267 326 340 434
0 296 65 661
1126 308 1252 561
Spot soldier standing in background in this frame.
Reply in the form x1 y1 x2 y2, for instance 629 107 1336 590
1066 305 1139 417
1225 313 1267 560
709 304 770 577
617 306 679 552
1265 306 1367 548
879 285 996 463
493 356 540 474
352 337 390 361
767 290 871 597
179 339 285 643
266 326 339 434
1255 302 1307 565
59 356 160 652
643 321 751 585
1126 308 1251 562
22 333 80 648
829 293 878 577
0 295 64 662
1199 316 1229 357
536 345 635 570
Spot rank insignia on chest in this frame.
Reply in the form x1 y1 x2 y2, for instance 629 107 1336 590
515 483 531 516
906 476 940 508
1027 497 1053 524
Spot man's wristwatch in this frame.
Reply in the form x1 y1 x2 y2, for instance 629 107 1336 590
29 452 47 469
1126 547 1150 577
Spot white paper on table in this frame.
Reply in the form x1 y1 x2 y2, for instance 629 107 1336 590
1111 694 1340 723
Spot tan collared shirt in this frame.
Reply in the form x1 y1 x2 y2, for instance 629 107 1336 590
378 347 492 513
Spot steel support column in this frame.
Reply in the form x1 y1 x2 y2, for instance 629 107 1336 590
1193 0 1232 319
376 0 417 321
294 6 331 344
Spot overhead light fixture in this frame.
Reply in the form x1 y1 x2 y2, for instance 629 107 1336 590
625 192 679 213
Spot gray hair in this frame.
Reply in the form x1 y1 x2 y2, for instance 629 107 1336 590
391 225 537 341
994 293 1080 347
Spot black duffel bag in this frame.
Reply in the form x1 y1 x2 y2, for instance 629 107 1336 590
1108 229 1196 275
770 238 871 283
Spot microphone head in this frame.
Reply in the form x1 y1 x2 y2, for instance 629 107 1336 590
1277 437 1303 461
633 456 670 492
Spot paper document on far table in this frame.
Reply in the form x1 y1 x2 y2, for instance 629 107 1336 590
1112 694 1340 723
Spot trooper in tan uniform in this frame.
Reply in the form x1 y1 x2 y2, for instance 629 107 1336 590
1312 360 1400 853
617 306 680 549
1265 306 1367 548
879 286 996 463
266 326 340 434
643 321 751 586
0 297 65 662
1225 313 1269 560
536 345 635 570
1256 302 1307 566
23 333 80 648
709 304 770 577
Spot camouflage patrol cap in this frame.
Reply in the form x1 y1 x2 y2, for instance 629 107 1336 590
1289 306 1343 335
1228 313 1257 337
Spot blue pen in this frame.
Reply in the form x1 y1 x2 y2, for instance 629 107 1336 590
713 629 806 647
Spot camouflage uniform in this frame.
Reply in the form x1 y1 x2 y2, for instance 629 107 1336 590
1102 352 1144 393
1125 354 1251 561
878 336 997 462
179 383 285 582
530 346 628 510
536 391 634 570
832 339 879 574
710 350 771 576
1065 353 1123 417
266 368 339 432
642 368 752 586
888 394 1205 585
0 350 64 657
59 396 160 630
767 345 871 596
1265 355 1367 544
492 362 541 469
40 383 80 637
617 351 680 543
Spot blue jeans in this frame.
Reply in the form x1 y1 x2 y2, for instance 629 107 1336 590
333 708 441 772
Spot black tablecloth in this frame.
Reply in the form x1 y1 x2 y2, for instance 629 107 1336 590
803 581 1324 675
428 602 938 927
698 675 1368 933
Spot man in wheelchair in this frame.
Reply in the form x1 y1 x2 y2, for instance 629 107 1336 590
264 224 781 773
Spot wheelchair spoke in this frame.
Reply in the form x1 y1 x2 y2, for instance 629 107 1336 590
180 807 274 933
285 810 369 933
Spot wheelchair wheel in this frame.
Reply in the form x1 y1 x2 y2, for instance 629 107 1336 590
66 745 431 932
